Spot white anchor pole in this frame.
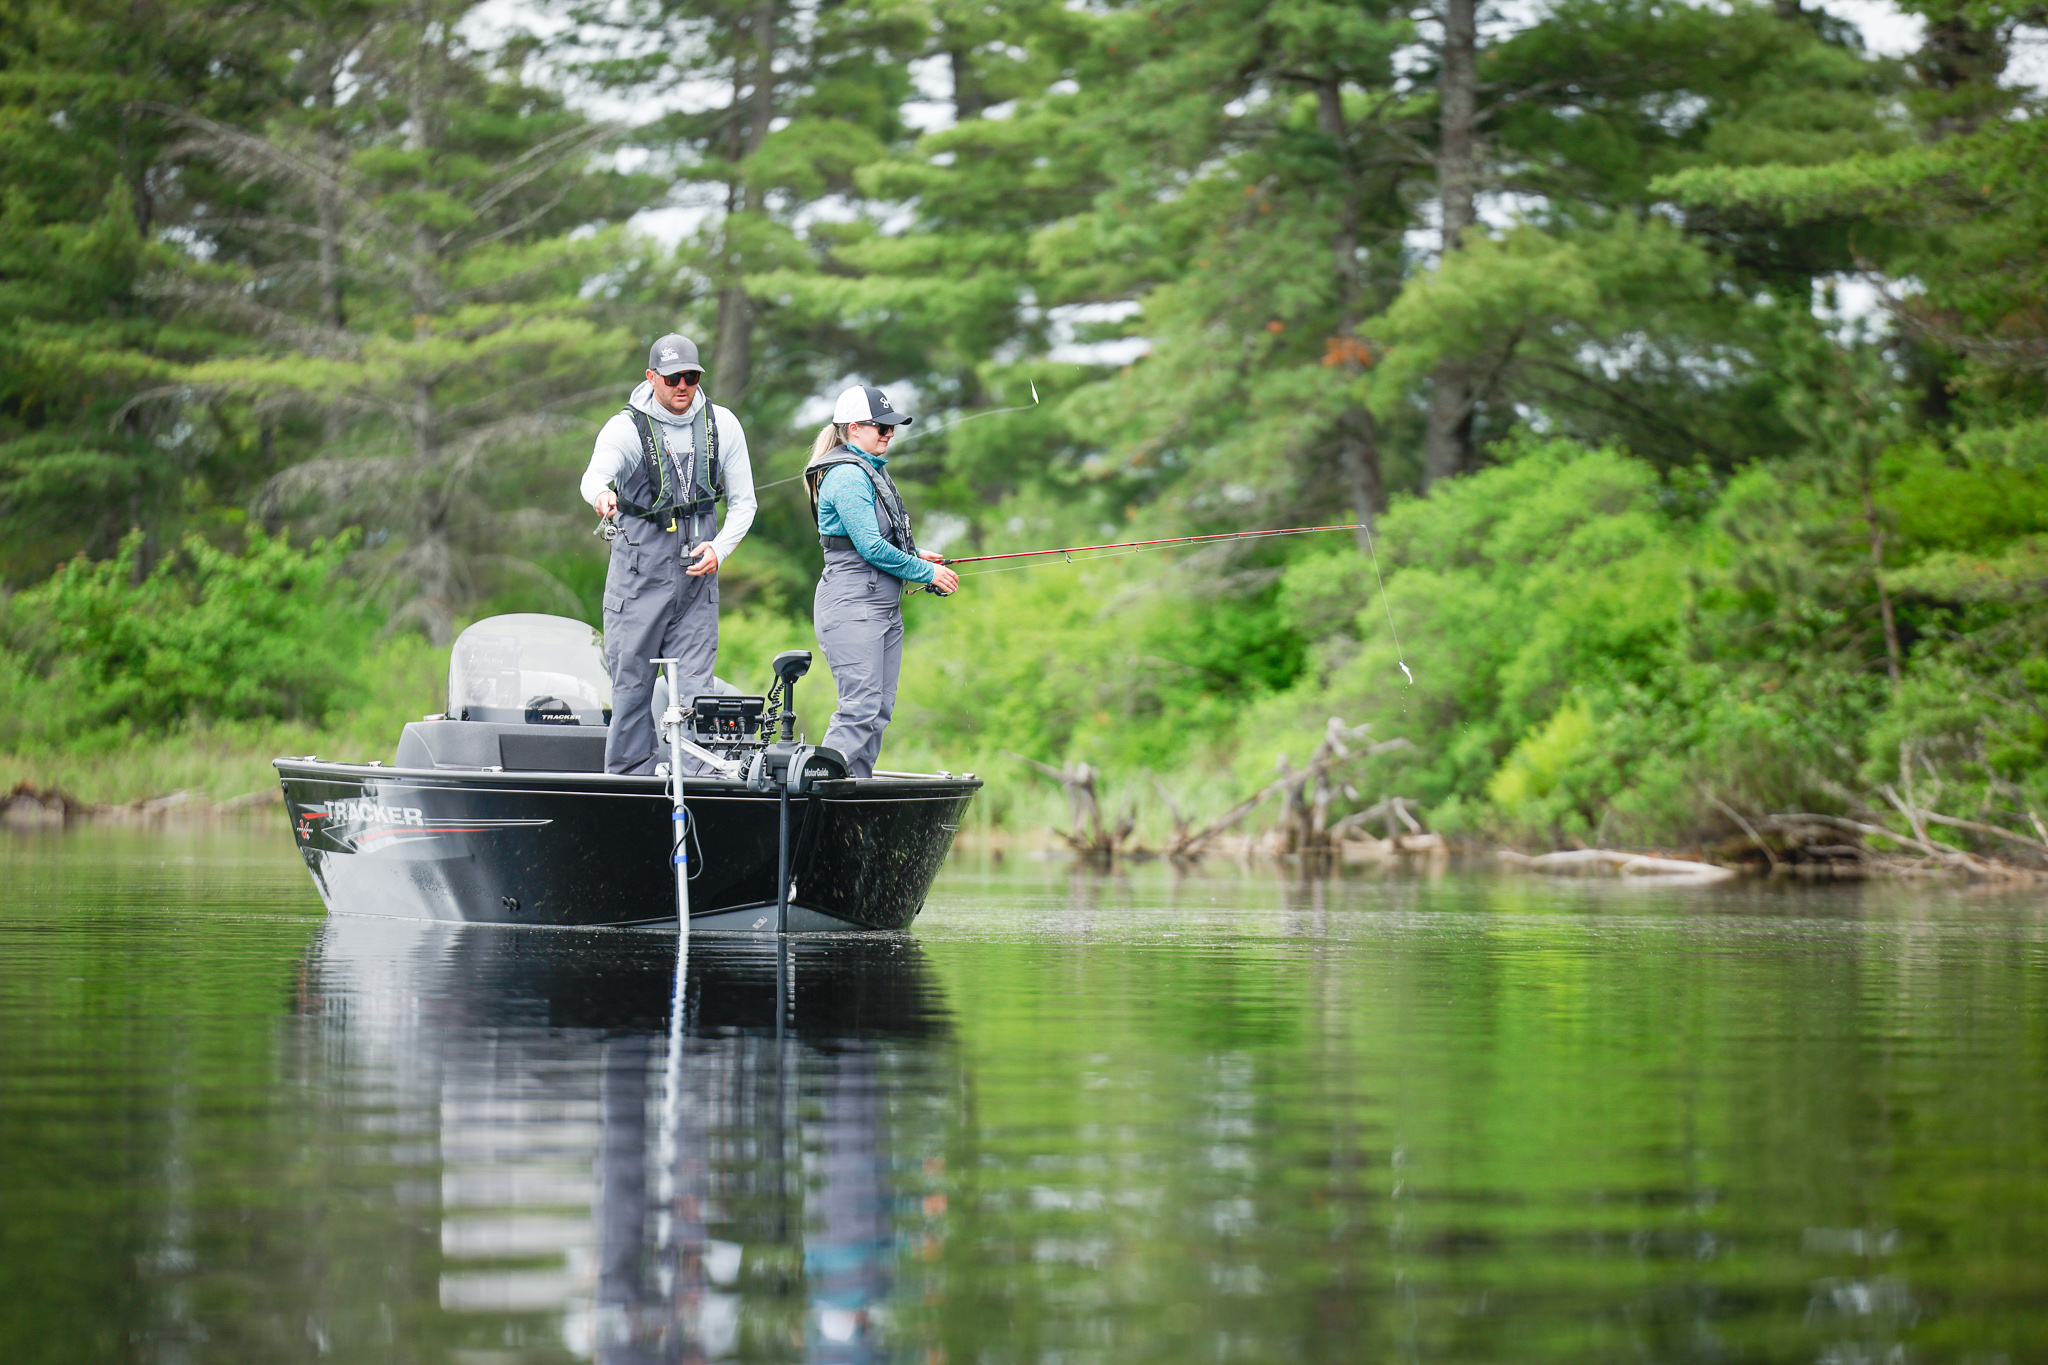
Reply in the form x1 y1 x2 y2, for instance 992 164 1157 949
653 659 691 948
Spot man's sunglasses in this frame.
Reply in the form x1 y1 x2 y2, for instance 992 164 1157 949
657 370 702 387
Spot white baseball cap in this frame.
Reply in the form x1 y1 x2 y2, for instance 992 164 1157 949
832 385 913 426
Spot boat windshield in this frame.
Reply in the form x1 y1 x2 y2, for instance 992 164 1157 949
448 614 611 725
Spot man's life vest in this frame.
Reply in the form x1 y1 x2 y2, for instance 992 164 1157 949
805 445 918 559
612 402 724 529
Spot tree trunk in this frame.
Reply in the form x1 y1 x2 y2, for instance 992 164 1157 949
1423 0 1480 489
1336 408 1383 549
1316 78 1384 548
712 284 754 399
1863 480 1902 685
948 45 985 122
711 0 781 399
309 43 346 330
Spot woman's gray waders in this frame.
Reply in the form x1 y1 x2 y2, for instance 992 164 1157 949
602 508 718 776
813 550 904 780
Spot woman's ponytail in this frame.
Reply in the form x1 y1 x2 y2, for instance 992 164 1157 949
809 422 844 465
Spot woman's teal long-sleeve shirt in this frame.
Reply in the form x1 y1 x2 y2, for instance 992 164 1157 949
814 448 935 584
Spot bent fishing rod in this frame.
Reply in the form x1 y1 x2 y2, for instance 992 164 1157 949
940 520 1414 684
941 522 1368 567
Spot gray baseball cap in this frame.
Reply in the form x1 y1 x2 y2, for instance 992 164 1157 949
647 334 705 376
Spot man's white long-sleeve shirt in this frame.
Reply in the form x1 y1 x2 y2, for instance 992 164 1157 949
579 382 756 564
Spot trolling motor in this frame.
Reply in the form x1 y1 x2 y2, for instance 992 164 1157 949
652 651 848 934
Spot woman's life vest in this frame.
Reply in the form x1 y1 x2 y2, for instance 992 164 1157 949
804 445 919 560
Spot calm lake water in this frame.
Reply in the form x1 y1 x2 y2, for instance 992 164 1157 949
3 826 2045 1364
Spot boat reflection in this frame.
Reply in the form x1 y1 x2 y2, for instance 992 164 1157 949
301 917 950 1363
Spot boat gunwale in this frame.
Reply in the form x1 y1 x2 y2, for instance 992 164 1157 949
272 756 983 799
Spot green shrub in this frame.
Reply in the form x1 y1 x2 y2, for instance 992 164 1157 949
0 528 372 745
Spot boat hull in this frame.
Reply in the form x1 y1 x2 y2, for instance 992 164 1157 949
275 760 978 931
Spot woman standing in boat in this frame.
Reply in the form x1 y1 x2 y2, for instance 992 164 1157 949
804 386 960 779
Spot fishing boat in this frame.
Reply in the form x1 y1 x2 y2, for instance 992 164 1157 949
275 613 979 932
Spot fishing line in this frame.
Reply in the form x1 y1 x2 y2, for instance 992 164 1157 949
731 389 1414 683
951 519 1414 685
1358 519 1412 685
958 546 1150 576
894 380 1039 445
948 522 1366 565
752 381 1042 492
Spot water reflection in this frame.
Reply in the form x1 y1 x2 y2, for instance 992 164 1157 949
9 830 2048 1364
301 919 948 1363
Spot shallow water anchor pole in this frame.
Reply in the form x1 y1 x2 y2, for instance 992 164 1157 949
653 658 691 942
767 652 812 937
776 785 790 935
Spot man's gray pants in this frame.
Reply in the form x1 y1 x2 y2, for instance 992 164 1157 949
603 552 718 776
814 561 904 780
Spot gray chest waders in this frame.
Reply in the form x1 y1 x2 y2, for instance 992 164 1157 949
601 405 727 775
805 446 919 777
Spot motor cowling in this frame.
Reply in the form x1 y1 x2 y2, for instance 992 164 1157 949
748 742 848 793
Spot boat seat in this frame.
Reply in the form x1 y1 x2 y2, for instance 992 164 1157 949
396 719 610 773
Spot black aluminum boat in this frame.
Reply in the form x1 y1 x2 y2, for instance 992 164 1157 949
277 613 979 932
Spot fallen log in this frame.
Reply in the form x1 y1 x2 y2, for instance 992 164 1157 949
1497 848 1736 882
1759 811 2022 878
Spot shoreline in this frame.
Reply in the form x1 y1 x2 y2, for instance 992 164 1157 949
5 782 2034 883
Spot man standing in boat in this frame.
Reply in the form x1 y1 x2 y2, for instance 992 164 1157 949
582 334 757 774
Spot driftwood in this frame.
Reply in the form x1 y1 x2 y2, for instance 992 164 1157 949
1498 848 1735 882
1005 752 1138 858
1271 718 1415 856
1756 811 2041 880
1160 718 1416 859
1329 795 1424 843
1150 775 1195 854
0 782 283 830
1911 808 2048 855
1 781 79 831
1708 793 1778 870
1012 718 1423 862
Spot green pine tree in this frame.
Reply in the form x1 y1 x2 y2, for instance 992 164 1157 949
173 0 649 640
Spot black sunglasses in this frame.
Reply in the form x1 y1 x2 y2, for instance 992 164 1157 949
854 420 896 436
656 370 701 387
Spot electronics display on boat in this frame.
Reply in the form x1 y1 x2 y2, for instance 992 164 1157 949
448 614 612 725
691 695 766 743
649 650 847 797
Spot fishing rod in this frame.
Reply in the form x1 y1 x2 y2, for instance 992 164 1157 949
945 520 1414 684
752 381 1042 493
945 522 1367 565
